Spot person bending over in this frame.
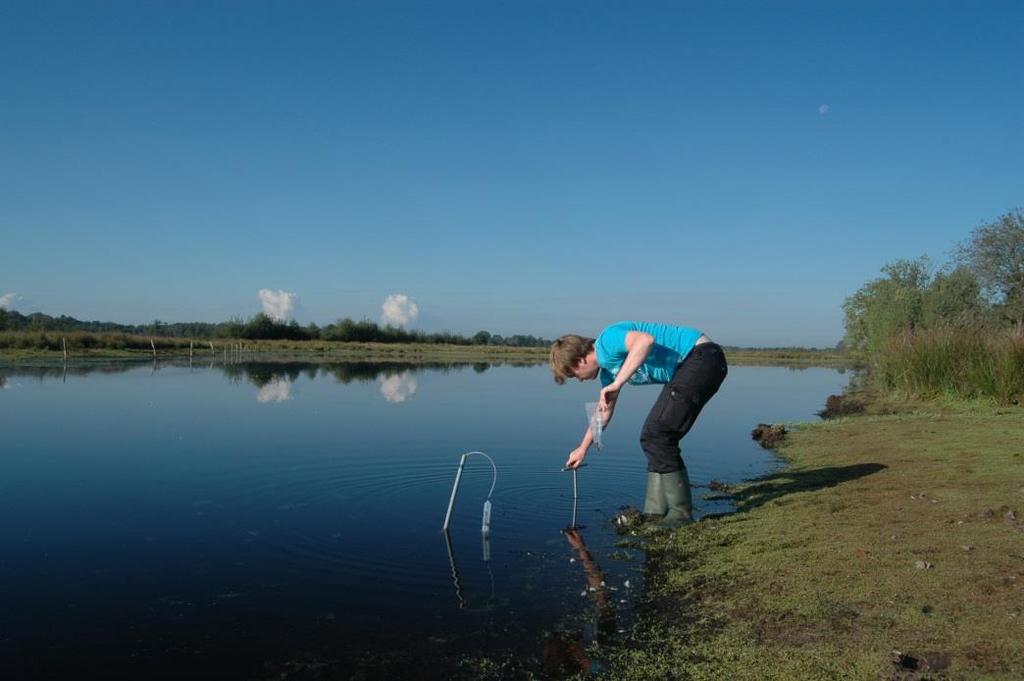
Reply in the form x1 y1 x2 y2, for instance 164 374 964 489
549 321 727 528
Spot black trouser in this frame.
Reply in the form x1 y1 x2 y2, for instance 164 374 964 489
640 343 728 473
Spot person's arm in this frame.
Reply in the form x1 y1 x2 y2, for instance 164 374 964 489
598 331 654 410
565 401 621 468
565 426 594 469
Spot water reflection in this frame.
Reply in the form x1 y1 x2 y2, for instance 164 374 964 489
545 528 618 677
0 358 540 405
256 376 293 403
442 529 495 611
379 371 417 403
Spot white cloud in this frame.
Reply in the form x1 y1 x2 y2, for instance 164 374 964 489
818 104 830 115
0 292 16 309
381 293 419 327
379 372 418 403
258 289 296 321
257 377 293 403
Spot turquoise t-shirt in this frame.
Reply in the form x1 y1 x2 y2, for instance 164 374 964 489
595 321 703 387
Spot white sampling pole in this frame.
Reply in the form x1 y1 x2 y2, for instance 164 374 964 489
442 453 468 532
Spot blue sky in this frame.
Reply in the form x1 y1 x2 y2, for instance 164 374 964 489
2 1 1021 346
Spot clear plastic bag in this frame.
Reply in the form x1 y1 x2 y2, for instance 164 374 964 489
585 401 603 450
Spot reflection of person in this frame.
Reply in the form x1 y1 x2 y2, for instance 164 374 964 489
549 322 727 528
563 528 610 611
544 528 615 676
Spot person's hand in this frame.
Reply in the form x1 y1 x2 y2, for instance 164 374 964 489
598 383 620 412
565 446 587 470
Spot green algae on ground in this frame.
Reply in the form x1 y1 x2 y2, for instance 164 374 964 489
600 400 1024 680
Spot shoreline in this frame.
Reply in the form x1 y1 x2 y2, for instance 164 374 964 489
0 342 855 368
601 394 1024 679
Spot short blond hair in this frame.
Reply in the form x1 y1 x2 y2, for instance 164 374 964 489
549 334 594 385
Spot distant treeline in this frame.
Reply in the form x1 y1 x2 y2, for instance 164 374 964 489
0 310 549 347
843 208 1024 401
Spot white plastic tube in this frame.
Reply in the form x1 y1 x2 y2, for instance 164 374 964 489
442 451 497 534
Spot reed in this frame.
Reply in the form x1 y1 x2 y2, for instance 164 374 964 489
873 327 1024 401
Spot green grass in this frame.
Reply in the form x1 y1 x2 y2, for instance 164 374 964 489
726 347 857 368
601 398 1024 680
874 329 1024 402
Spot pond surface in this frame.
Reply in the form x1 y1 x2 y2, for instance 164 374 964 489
0 359 848 679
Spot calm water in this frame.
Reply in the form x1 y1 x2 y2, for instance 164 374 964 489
0 359 848 679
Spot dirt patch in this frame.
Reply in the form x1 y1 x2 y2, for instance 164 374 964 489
888 650 953 679
818 393 866 419
981 505 1021 530
751 423 787 448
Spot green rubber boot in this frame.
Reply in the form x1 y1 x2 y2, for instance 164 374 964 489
642 472 668 518
653 469 693 530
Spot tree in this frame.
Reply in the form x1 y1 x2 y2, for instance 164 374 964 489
218 317 245 338
843 258 930 354
243 313 278 339
955 208 1024 331
472 330 492 345
920 266 985 329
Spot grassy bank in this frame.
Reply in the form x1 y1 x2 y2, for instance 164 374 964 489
0 332 854 367
606 398 1024 680
725 347 855 368
0 333 549 363
875 329 1024 402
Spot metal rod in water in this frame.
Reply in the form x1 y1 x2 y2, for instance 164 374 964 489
561 464 585 528
442 454 468 532
570 467 579 528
